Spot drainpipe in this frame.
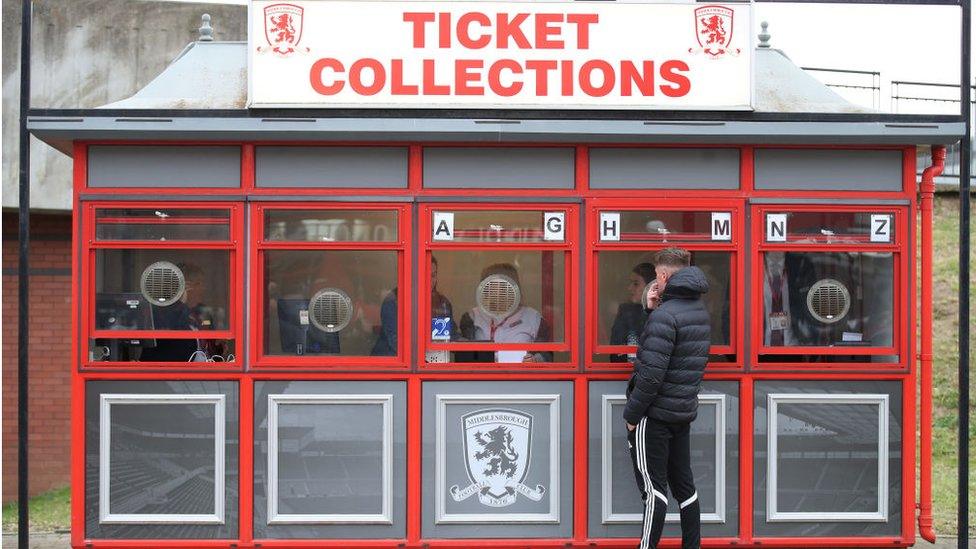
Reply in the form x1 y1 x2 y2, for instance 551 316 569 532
918 144 945 544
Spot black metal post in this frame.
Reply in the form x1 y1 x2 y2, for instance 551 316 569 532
17 0 31 548
958 1 971 548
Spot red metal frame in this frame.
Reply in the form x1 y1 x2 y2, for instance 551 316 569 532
417 203 580 371
749 204 910 372
70 141 924 549
585 199 745 371
249 202 413 370
80 200 245 371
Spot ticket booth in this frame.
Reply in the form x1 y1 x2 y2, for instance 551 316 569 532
28 2 964 548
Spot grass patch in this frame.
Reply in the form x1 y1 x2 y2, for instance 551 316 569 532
1 486 71 534
924 194 976 537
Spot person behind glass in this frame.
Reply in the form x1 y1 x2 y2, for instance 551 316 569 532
609 262 655 363
624 248 711 549
458 263 552 363
141 263 206 362
372 256 454 356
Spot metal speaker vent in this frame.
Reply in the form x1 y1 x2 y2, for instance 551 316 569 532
476 274 521 320
140 261 185 306
806 278 851 324
309 288 353 333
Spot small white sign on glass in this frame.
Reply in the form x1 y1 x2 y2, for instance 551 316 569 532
766 213 788 243
870 214 892 243
600 212 621 241
711 212 732 241
544 212 565 242
433 212 455 241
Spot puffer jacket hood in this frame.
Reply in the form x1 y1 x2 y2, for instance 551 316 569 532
624 266 712 425
661 266 709 300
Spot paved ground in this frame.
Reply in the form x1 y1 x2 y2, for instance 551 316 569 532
2 533 973 549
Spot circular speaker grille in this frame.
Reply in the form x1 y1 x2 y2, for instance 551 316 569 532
309 288 353 333
806 278 851 324
140 261 186 306
476 274 521 320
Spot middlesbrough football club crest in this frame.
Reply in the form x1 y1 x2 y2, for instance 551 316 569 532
691 5 740 58
450 409 546 507
258 3 308 56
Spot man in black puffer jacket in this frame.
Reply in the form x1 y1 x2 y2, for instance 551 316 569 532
624 247 710 549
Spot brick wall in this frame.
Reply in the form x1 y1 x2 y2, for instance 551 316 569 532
2 211 73 503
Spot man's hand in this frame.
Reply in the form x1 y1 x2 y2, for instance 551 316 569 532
626 422 637 431
645 281 661 310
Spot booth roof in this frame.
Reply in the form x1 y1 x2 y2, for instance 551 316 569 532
27 40 965 153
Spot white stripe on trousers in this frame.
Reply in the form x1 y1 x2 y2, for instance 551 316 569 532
636 417 654 549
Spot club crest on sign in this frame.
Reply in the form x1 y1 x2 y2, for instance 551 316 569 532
450 409 546 507
690 5 741 58
258 3 309 56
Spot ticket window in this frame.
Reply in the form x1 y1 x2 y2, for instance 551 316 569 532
754 208 903 367
254 205 410 366
86 205 241 366
420 207 576 368
589 206 741 367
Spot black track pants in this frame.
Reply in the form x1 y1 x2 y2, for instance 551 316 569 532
627 416 701 549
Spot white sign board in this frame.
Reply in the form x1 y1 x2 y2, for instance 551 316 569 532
249 1 753 110
599 212 620 241
870 214 892 243
711 212 732 241
543 212 565 241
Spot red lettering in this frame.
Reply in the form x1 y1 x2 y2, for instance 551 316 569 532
497 13 530 49
309 58 345 95
457 12 491 49
349 58 386 96
534 13 563 49
579 60 615 97
659 60 691 97
438 12 452 48
402 12 435 47
560 60 574 96
525 60 556 95
390 59 418 95
455 59 485 95
422 59 451 95
488 59 523 97
620 60 654 97
566 14 598 49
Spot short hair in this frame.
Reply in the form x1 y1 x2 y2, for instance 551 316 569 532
632 262 655 285
481 263 520 285
652 248 691 270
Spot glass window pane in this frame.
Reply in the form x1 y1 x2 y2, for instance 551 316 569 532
769 211 895 244
95 208 230 241
265 210 398 242
94 249 230 331
107 401 219 516
607 210 719 243
433 210 563 243
761 252 894 348
90 338 235 363
428 251 566 363
595 251 731 360
774 401 882 514
275 402 385 517
264 250 398 357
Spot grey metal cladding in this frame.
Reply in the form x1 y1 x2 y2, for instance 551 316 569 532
754 149 903 191
84 380 239 540
423 147 575 189
589 148 740 189
255 147 408 188
88 146 241 188
753 380 902 538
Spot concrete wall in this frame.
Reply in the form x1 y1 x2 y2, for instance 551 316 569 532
1 0 247 211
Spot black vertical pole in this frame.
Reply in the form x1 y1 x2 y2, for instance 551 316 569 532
17 0 31 548
958 2 971 549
